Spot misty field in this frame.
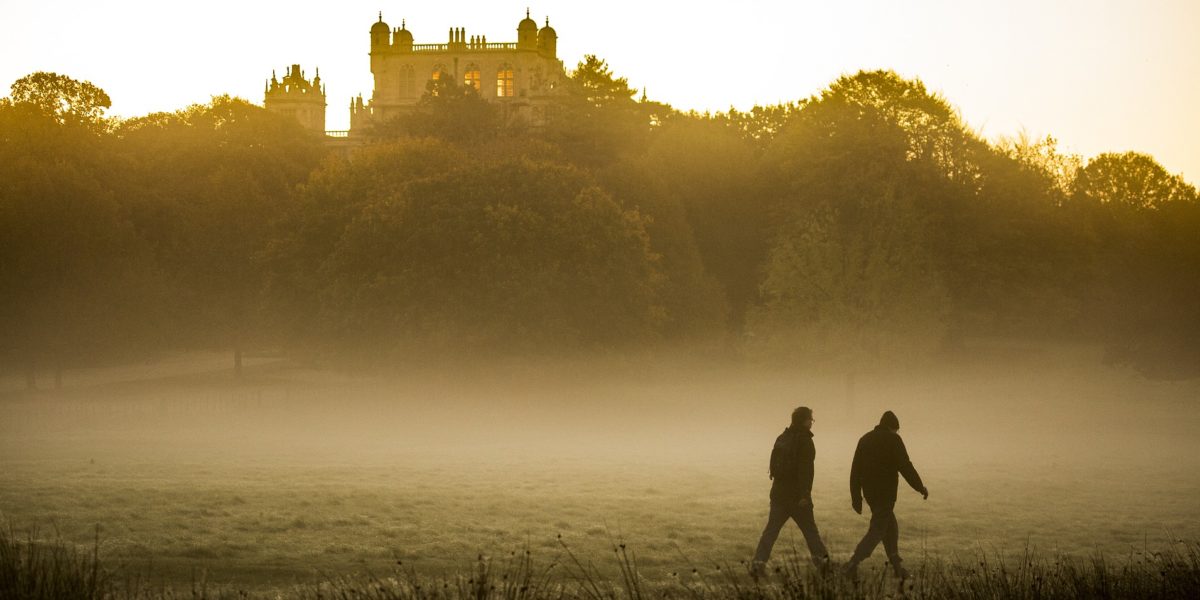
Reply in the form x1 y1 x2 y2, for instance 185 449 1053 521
2 344 1199 595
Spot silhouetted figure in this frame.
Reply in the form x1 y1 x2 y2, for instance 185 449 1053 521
844 410 928 580
752 406 830 575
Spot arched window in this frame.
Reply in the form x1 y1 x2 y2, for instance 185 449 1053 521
463 64 481 91
399 65 415 98
496 64 514 98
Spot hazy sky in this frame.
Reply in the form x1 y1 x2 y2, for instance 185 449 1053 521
2 1 1197 183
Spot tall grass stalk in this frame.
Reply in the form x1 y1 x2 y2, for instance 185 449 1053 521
1 525 1198 599
0 525 107 600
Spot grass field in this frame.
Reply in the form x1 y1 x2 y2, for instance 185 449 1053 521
2 344 1199 595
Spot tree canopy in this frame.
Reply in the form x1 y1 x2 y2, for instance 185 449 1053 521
3 66 1198 378
1074 151 1199 210
8 71 112 127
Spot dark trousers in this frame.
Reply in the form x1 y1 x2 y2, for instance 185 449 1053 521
753 500 828 563
849 501 901 566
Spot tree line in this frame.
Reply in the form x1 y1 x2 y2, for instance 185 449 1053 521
1 61 1197 385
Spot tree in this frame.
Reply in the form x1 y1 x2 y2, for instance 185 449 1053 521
284 150 665 358
1073 152 1198 210
542 55 662 166
371 76 502 144
710 102 804 146
8 72 112 127
1071 152 1200 377
793 70 985 187
996 133 1081 199
942 140 1092 338
117 96 324 375
571 55 638 107
263 138 468 351
767 70 1099 346
595 159 728 341
0 82 158 388
643 118 768 333
749 107 949 368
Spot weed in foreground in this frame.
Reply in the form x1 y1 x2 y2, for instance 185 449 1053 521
2 525 1199 599
0 524 108 600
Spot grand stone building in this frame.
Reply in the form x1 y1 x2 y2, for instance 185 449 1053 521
265 11 565 137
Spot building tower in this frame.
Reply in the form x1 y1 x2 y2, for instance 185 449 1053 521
517 9 538 50
538 17 557 57
263 64 326 134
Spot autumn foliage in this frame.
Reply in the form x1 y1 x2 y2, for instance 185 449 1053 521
2 64 1198 381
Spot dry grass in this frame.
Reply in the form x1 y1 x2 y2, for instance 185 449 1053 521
3 526 1199 599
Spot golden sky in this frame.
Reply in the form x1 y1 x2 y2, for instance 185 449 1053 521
2 0 1197 182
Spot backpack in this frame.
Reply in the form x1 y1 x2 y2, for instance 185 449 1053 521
768 429 798 480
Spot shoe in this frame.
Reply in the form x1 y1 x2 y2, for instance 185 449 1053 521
893 563 909 580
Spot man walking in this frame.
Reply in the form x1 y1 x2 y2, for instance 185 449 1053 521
844 410 928 580
752 406 830 575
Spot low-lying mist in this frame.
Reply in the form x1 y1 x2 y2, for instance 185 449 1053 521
2 342 1197 589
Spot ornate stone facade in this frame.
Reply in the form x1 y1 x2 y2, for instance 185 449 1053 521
350 10 565 136
265 11 565 138
263 64 326 134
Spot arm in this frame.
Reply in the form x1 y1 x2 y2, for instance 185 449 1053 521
896 437 927 499
849 439 863 513
798 437 815 501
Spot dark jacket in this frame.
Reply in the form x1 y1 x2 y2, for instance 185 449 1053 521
769 427 815 503
850 425 924 508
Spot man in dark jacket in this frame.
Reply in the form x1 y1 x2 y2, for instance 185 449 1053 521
752 406 830 574
845 410 928 580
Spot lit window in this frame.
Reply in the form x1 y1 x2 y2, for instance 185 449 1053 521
430 65 447 96
463 64 481 91
496 64 514 97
